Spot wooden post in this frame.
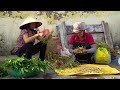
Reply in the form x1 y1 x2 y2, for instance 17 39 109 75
101 21 108 44
105 22 113 47
56 21 68 50
101 21 113 47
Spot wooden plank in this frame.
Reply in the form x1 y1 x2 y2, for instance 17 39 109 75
90 32 104 34
56 21 113 50
101 21 108 45
101 21 113 47
91 33 105 42
56 22 68 50
66 25 73 35
86 24 104 33
65 24 104 35
104 22 113 47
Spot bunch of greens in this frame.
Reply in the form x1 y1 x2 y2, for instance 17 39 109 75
40 29 53 44
60 59 80 69
50 55 80 69
3 56 51 77
96 40 117 56
41 35 52 44
45 39 80 69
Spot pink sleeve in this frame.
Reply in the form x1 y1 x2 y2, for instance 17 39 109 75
21 29 28 35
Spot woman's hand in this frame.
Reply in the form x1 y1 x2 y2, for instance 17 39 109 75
46 31 54 38
73 48 80 54
42 29 54 37
82 48 87 54
73 47 87 54
38 32 43 37
35 32 44 40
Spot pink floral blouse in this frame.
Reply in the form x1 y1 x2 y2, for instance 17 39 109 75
14 29 37 53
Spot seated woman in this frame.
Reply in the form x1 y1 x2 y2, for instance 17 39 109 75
13 17 52 61
68 22 96 63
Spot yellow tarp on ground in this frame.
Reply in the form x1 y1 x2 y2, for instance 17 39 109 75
55 64 120 76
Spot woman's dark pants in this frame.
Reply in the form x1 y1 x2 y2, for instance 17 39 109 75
15 42 47 61
73 42 94 63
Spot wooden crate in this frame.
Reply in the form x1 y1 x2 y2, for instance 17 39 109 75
56 21 113 50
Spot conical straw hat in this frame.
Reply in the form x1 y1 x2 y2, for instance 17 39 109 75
19 17 42 29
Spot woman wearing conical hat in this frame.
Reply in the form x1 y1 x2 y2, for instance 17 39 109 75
13 17 52 61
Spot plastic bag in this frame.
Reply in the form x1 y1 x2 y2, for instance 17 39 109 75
95 47 111 64
60 48 72 57
56 42 72 56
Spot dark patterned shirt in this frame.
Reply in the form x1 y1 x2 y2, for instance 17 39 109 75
14 29 37 52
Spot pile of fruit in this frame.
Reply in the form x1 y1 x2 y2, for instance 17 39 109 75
55 64 120 76
74 46 86 54
55 66 103 76
78 66 102 74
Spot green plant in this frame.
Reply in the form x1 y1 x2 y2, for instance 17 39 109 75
96 40 117 56
45 39 80 69
3 56 51 78
50 55 80 69
0 65 8 77
41 35 52 44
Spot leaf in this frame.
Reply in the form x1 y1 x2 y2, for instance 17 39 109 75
40 68 44 72
21 68 24 74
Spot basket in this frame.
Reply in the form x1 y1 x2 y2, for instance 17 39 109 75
8 69 40 78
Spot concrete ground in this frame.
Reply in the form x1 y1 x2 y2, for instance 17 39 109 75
0 54 120 79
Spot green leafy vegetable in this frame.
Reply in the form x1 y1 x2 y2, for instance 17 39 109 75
3 56 51 78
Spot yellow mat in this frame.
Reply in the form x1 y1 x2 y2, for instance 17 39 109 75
55 64 120 76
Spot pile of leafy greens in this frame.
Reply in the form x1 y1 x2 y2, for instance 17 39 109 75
3 56 51 77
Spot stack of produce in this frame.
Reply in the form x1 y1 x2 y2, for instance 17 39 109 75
3 56 51 78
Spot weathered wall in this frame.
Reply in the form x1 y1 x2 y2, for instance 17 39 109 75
0 11 120 55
